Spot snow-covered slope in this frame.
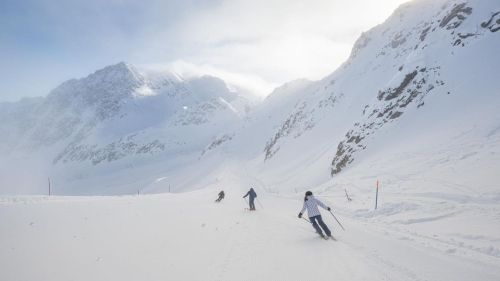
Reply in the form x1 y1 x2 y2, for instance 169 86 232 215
200 0 500 194
186 4 500 274
0 62 255 194
2 184 500 281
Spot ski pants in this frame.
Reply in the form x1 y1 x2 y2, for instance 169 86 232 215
310 215 331 236
249 198 255 210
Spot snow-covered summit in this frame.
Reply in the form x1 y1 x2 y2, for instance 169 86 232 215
0 62 256 194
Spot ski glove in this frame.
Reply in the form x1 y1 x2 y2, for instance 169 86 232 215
298 212 302 218
327 207 331 211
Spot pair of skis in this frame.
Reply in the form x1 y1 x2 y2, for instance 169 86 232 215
319 234 337 241
301 216 340 241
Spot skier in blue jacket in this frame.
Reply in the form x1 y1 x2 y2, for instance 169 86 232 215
243 188 257 210
298 191 332 238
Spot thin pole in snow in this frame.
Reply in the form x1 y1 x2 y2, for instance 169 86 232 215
48 177 51 196
375 179 379 210
329 210 345 231
169 184 171 193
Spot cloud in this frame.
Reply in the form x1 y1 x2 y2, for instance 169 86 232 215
141 60 277 99
138 0 410 91
0 0 410 101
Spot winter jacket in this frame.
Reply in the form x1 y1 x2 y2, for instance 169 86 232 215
243 189 257 200
300 195 329 218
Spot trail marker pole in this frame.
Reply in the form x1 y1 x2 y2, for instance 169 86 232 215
48 177 51 196
375 179 379 210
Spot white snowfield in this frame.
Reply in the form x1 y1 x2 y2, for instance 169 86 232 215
2 175 500 281
1 0 500 279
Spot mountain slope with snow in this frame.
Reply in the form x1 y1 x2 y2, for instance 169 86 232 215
0 62 255 194
199 0 500 194
185 3 500 273
1 0 499 197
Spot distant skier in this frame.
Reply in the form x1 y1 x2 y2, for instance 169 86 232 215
298 191 332 239
215 190 225 202
243 188 257 210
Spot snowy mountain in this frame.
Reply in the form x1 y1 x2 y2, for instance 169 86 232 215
1 0 499 197
0 62 255 194
200 0 500 194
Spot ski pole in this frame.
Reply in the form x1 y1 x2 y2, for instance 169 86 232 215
329 210 345 231
301 217 311 223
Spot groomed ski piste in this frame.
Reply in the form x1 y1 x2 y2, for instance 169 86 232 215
2 168 500 281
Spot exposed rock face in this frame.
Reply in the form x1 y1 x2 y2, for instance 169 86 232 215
332 65 445 175
481 11 500 32
439 3 473 29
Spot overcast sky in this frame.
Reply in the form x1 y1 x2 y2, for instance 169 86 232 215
0 0 410 102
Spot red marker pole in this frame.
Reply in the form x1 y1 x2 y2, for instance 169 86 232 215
375 179 379 210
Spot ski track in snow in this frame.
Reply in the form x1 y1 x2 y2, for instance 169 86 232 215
2 188 500 281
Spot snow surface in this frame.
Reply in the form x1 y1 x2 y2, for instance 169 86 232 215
2 174 500 281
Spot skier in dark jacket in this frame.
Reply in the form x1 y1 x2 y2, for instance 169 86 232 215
243 188 257 210
298 191 332 238
215 190 225 202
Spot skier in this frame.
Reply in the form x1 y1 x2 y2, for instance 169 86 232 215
243 188 257 210
215 190 225 202
298 191 333 239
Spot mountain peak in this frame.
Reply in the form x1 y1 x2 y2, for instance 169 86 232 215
89 61 142 84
